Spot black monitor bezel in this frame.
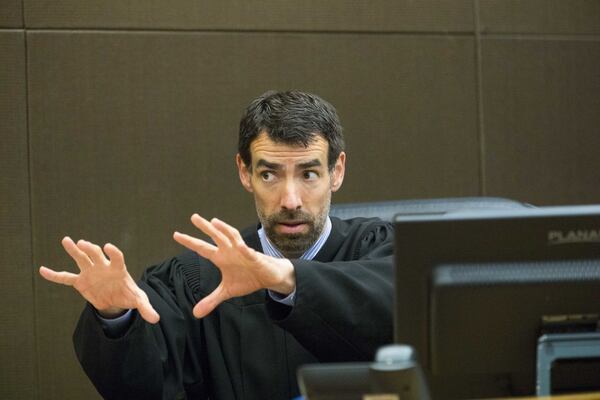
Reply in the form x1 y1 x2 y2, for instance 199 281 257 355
393 205 600 398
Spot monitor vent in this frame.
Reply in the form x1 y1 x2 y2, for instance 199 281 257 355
434 259 600 286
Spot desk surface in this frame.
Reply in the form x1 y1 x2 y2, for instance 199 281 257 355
497 393 600 400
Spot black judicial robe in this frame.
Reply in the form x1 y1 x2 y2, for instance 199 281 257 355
73 217 394 400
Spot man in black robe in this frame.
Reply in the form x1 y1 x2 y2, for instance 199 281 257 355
40 90 394 400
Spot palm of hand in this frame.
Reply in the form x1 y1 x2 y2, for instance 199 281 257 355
209 244 279 298
39 237 159 323
173 215 294 319
73 262 140 315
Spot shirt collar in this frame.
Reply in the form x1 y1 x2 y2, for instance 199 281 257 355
258 217 332 260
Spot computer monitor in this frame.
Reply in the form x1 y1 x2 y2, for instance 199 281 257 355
394 205 600 399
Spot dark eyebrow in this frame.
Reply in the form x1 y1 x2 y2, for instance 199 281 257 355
255 159 282 170
299 159 322 169
255 158 323 170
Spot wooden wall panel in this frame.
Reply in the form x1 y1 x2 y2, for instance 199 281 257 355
479 0 600 34
28 31 479 397
14 2 600 399
0 0 22 28
0 31 36 399
337 36 480 202
24 0 473 32
481 38 600 205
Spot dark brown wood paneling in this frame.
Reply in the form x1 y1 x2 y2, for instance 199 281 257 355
481 38 600 205
0 0 22 28
28 30 480 397
336 36 480 203
479 0 600 34
25 0 474 32
0 31 36 399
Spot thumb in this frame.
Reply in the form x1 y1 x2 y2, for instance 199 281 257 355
193 284 227 319
135 289 160 324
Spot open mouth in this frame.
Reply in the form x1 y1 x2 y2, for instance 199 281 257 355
277 221 308 234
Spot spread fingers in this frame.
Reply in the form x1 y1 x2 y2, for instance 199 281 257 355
61 237 93 270
103 243 126 269
77 240 108 266
39 267 78 286
173 231 217 259
190 214 231 248
211 218 244 247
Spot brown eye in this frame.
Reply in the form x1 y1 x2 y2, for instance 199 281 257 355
303 171 318 181
261 171 275 182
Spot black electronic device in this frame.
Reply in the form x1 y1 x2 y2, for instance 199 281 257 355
298 344 429 400
394 205 600 399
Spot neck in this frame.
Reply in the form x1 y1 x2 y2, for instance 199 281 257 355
280 248 308 259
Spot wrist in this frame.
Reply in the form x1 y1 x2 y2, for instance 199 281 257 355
96 306 127 319
268 259 296 295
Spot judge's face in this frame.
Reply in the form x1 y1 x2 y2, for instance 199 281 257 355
237 132 345 258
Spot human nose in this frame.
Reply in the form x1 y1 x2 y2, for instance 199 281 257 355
280 180 302 210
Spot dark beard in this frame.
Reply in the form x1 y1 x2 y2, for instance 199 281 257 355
261 208 326 258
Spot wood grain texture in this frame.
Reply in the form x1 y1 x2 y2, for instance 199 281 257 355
0 31 36 400
27 30 481 398
481 38 600 205
0 0 23 28
24 0 473 32
479 0 600 34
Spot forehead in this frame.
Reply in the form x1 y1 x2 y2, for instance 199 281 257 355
250 132 328 165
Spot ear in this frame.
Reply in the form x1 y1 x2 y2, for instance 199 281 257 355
236 154 253 193
330 152 346 193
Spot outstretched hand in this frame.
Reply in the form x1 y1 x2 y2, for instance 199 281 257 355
173 214 295 319
39 237 160 324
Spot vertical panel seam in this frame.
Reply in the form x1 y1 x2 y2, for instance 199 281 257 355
21 0 25 28
21 2 40 397
473 0 487 196
23 26 40 400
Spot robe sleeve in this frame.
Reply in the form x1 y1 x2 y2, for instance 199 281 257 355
265 220 394 362
72 253 208 400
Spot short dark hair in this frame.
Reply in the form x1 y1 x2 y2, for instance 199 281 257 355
238 90 344 171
